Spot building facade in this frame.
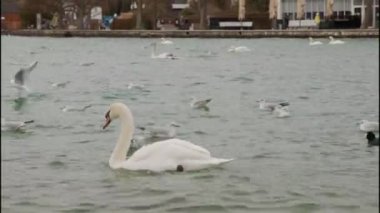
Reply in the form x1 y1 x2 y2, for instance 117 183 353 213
279 0 379 27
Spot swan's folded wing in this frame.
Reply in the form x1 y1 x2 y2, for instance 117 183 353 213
128 139 211 163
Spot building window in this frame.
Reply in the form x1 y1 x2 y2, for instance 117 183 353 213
354 0 362 6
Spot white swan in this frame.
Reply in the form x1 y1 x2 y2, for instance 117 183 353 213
329 36 345 44
358 120 379 132
309 37 323 45
160 38 173 45
228 46 251 52
103 103 233 172
150 42 177 59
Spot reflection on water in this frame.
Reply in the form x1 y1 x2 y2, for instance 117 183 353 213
1 36 379 212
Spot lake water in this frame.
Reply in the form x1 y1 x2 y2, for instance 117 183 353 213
1 36 379 213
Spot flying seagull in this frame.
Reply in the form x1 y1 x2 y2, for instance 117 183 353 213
11 61 38 92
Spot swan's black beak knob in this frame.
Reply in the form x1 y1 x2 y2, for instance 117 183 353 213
103 110 111 129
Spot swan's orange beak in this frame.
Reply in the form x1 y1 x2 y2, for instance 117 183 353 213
103 110 111 129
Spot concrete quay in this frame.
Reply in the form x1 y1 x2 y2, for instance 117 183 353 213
4 29 379 38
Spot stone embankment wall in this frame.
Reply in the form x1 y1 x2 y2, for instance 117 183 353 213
4 29 379 38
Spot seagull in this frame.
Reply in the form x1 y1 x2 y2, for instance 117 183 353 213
366 132 379 146
309 37 323 45
358 120 379 132
257 99 289 111
160 38 173 45
127 82 145 90
228 46 251 52
10 61 38 92
1 118 34 131
50 81 71 88
61 104 92 112
137 122 180 139
190 97 212 110
273 105 290 118
329 36 345 44
150 42 177 60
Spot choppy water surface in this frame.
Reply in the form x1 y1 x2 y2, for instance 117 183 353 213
1 36 379 213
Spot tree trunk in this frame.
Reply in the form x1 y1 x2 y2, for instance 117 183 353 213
199 0 207 29
361 0 373 28
136 0 143 29
153 0 157 30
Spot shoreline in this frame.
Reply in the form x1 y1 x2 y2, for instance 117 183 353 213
3 29 379 38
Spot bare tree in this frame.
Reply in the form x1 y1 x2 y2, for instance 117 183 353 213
361 0 373 28
136 0 143 29
198 0 208 29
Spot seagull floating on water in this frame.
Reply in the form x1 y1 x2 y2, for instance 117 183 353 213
366 132 379 146
61 104 92 112
309 37 323 45
1 118 34 131
150 42 177 59
50 81 71 88
273 105 290 118
160 38 173 45
190 97 212 110
10 61 38 92
257 99 289 111
358 120 379 132
127 82 145 90
138 122 180 140
228 46 251 52
329 36 345 45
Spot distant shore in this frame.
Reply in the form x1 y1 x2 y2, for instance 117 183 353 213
3 29 379 38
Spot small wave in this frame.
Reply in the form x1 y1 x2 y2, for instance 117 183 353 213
48 160 66 168
126 196 187 211
229 76 254 83
167 204 226 212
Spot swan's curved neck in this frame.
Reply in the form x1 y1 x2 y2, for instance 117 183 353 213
109 110 134 169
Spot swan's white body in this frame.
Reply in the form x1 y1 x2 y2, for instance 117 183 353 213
273 106 290 118
359 120 379 132
160 38 173 45
329 36 345 44
151 42 177 59
309 37 323 45
104 103 233 172
228 46 251 52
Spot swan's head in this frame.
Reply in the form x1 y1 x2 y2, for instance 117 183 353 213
358 120 367 125
103 103 131 129
309 37 313 41
329 36 333 40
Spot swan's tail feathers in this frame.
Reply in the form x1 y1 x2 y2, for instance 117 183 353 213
212 158 234 165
